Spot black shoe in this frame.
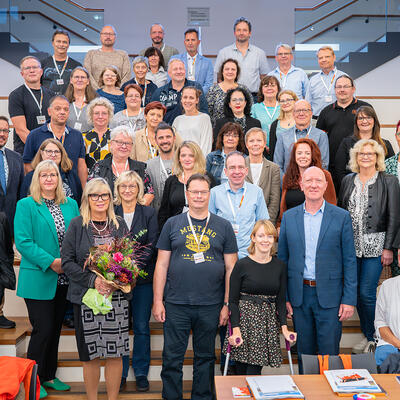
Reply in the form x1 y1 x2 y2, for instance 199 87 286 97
63 318 74 329
119 377 127 391
0 315 16 329
136 376 149 392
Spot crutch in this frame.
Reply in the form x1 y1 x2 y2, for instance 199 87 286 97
223 318 240 376
285 334 296 375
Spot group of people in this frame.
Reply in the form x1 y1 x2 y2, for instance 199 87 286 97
0 16 399 400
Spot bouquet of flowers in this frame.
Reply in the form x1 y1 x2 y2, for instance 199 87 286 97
82 234 148 314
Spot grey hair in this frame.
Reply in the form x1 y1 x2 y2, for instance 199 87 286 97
132 56 149 69
245 127 267 144
275 43 292 56
110 126 133 141
168 58 185 70
86 97 114 124
225 150 246 167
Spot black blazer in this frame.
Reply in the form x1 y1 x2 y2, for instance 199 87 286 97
0 212 15 293
335 136 394 189
115 203 158 284
213 116 261 149
338 172 400 250
0 148 24 231
61 216 128 304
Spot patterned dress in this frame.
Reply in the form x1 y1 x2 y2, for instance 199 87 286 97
82 128 112 170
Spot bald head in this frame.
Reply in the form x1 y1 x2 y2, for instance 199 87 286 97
294 100 312 129
301 166 327 203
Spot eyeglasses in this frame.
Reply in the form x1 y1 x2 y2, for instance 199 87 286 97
39 173 58 180
42 149 61 156
89 193 110 201
294 109 312 114
227 165 246 171
0 129 9 134
112 139 133 147
103 74 117 79
277 52 291 57
335 85 352 89
224 133 239 138
357 116 374 122
358 152 376 158
263 83 277 88
72 75 88 81
231 98 245 103
187 190 210 196
279 98 295 104
22 66 40 71
120 184 137 191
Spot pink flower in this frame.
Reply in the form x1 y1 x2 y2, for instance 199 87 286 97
112 252 124 263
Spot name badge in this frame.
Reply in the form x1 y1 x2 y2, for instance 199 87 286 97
232 223 239 235
325 95 333 103
37 115 46 124
193 252 205 264
56 79 64 85
74 122 82 131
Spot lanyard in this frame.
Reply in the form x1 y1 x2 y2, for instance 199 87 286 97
187 211 210 252
294 126 312 143
24 84 43 114
319 68 337 94
52 55 69 78
146 128 157 158
279 70 288 88
48 123 66 145
112 159 129 177
264 102 279 121
188 54 196 77
226 183 247 221
135 78 147 107
73 102 84 121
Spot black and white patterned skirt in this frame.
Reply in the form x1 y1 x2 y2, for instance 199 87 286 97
79 291 130 360
223 293 282 367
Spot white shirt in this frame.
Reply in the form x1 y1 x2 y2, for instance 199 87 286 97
123 211 134 230
375 275 400 348
250 163 263 186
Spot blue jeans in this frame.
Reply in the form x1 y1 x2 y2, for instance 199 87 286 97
162 302 220 400
122 283 153 378
357 256 382 341
375 344 399 366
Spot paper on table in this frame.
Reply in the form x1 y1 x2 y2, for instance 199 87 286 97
247 375 299 394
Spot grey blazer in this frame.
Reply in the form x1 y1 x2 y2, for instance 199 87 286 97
245 157 281 225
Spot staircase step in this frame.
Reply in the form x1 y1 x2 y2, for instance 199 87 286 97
45 381 192 399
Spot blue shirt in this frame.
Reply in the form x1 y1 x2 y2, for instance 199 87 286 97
268 65 309 99
209 181 269 259
251 102 280 145
303 201 325 280
273 125 329 179
23 123 85 171
305 68 345 116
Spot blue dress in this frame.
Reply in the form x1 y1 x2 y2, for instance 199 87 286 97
96 89 126 114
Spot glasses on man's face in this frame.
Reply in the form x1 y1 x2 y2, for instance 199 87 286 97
358 152 376 159
187 190 209 196
22 66 40 71
42 149 61 156
120 184 137 191
89 193 110 201
0 129 9 134
113 139 133 148
294 109 311 115
40 173 58 180
277 52 291 57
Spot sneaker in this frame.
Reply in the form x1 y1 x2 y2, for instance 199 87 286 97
136 376 149 392
363 340 376 353
352 337 368 354
0 315 16 329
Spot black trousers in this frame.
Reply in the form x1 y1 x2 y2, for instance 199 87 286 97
235 361 262 375
25 285 68 382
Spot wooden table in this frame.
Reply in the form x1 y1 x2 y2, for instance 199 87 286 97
215 374 400 399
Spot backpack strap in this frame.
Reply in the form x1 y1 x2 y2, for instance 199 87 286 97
339 354 353 369
317 355 330 374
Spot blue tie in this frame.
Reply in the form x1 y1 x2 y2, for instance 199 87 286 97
0 150 6 194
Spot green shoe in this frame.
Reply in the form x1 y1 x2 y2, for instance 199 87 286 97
42 378 71 391
39 385 48 399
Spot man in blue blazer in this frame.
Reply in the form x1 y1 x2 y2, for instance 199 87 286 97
170 29 213 94
278 166 357 373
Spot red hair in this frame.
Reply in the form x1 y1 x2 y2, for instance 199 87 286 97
284 138 323 190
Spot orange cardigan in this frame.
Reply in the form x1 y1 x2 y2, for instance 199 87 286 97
277 169 336 227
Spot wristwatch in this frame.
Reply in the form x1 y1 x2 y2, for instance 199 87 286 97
223 302 229 307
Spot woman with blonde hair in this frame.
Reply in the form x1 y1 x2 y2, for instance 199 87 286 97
225 220 296 375
15 160 79 398
268 90 298 159
20 138 82 203
96 65 125 113
158 141 216 229
339 139 400 354
62 178 129 400
113 171 158 390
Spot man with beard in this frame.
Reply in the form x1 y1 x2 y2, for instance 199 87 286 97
84 25 131 90
139 24 179 66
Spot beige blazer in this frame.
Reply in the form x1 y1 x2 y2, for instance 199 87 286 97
131 128 182 162
245 157 281 225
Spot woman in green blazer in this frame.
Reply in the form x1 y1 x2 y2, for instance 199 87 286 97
14 160 80 399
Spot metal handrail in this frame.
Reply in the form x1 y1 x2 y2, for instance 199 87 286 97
63 0 104 12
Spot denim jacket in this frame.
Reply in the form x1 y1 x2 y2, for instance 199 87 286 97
206 150 225 185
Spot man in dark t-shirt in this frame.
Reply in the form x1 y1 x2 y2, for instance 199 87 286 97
8 56 54 155
153 173 238 399
41 29 81 95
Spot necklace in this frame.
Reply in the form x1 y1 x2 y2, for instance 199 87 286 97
90 219 109 234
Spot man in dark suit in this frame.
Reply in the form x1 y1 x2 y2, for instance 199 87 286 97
278 166 357 373
0 116 24 328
